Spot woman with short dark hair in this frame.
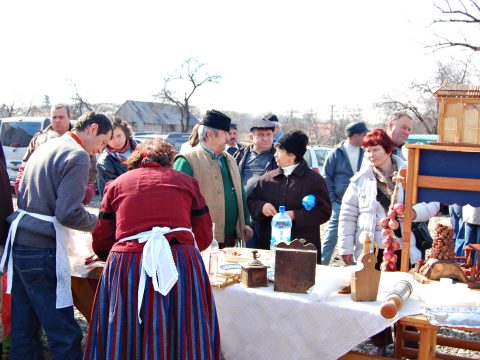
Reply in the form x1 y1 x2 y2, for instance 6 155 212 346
85 138 220 359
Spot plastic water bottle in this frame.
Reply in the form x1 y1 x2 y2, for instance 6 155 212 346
208 224 219 277
270 206 292 270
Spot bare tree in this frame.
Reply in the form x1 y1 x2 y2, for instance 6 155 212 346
154 57 221 133
375 57 478 133
1 102 32 117
431 0 480 52
69 81 94 119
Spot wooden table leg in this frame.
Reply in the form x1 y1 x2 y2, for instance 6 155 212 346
418 326 437 360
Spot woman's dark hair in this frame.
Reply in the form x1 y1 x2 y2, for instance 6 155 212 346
275 130 309 163
125 138 176 169
74 111 113 135
111 116 133 140
363 128 395 155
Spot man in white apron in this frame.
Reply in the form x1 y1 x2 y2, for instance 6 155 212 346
2 111 112 359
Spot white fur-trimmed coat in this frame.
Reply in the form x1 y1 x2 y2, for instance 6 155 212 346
337 155 439 265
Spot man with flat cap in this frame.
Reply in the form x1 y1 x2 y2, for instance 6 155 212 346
321 120 369 265
263 113 283 142
174 109 253 248
234 118 277 248
225 123 243 156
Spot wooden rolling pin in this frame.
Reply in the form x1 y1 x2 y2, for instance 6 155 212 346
380 280 413 319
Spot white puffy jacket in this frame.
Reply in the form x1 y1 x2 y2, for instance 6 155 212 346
337 155 439 265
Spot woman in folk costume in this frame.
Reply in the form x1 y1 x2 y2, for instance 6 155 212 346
96 116 137 197
85 139 220 360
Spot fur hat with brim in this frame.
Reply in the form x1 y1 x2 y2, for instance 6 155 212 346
276 130 309 161
202 110 231 132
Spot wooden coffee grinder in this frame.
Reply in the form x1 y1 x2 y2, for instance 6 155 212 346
241 250 268 287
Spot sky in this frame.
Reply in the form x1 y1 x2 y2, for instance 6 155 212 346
0 0 475 121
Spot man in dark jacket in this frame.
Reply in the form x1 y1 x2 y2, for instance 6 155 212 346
234 119 277 196
235 119 276 248
0 141 13 245
225 123 243 156
321 121 368 265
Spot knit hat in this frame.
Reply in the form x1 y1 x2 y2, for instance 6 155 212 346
263 114 279 123
276 130 309 161
249 119 275 132
345 121 369 137
229 123 238 130
202 110 231 132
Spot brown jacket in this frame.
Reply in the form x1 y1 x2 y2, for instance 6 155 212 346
181 145 246 243
247 159 332 262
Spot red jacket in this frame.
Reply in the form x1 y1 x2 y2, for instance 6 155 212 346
92 166 213 260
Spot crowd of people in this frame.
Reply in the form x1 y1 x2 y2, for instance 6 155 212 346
0 104 473 358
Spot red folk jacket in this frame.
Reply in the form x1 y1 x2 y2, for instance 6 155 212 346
92 165 213 261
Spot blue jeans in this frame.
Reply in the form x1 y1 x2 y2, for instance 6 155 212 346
10 245 82 360
449 205 465 256
321 201 340 265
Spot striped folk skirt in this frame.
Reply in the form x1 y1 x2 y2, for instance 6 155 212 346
84 243 221 360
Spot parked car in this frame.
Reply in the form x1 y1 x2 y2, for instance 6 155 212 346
405 134 438 144
304 145 332 177
132 133 163 144
0 116 51 186
133 132 190 153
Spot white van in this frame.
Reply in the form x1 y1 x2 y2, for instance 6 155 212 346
0 117 51 186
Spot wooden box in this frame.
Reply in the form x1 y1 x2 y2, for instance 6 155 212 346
274 239 317 293
435 85 480 144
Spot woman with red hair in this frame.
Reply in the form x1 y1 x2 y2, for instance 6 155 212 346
338 128 438 267
337 128 438 354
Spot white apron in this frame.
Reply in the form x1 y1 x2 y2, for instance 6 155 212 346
0 210 74 309
120 226 195 323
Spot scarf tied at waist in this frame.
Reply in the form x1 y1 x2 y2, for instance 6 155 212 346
120 226 195 323
0 209 74 309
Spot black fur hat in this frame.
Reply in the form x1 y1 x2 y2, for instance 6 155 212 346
276 130 309 161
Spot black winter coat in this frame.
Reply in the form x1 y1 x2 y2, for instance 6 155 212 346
247 159 332 263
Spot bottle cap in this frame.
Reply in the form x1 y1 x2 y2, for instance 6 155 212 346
279 205 285 213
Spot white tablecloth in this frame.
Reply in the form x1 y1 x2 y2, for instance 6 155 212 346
212 265 423 360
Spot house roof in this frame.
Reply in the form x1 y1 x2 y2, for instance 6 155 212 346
434 84 480 99
115 100 197 126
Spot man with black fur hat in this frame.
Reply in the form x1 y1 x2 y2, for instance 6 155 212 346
174 110 253 248
322 120 368 265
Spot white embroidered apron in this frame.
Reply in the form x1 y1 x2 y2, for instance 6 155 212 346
0 210 74 309
120 226 195 323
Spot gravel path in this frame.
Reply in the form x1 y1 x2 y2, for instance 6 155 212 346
8 195 480 359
